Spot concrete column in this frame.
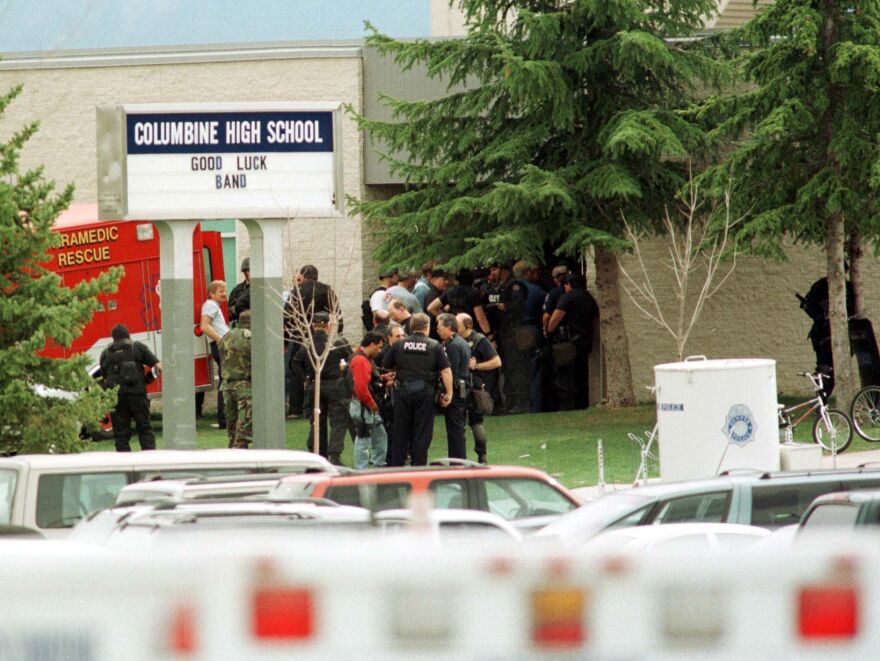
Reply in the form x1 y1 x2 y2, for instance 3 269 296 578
242 219 287 448
153 220 199 450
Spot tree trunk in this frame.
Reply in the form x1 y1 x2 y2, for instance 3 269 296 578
594 245 636 407
312 372 322 454
827 214 856 406
821 3 856 406
847 231 865 318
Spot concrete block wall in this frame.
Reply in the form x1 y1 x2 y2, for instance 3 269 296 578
617 237 873 398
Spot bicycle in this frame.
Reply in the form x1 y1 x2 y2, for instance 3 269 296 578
851 385 880 442
778 372 853 453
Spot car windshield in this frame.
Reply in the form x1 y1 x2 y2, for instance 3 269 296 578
536 493 655 542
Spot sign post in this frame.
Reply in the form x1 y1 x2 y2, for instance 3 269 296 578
97 102 342 449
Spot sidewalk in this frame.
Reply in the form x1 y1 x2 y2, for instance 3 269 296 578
570 447 880 503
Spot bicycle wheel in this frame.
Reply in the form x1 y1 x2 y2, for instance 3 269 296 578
851 386 880 442
812 408 853 453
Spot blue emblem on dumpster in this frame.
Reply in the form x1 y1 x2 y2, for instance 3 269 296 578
722 404 757 446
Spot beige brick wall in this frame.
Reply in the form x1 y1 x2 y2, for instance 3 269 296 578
0 51 368 346
617 238 871 398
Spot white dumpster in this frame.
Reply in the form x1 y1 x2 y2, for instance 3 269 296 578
654 357 779 482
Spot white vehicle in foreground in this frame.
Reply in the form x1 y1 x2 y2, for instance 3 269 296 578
374 508 523 542
580 522 770 555
70 499 373 549
0 450 332 537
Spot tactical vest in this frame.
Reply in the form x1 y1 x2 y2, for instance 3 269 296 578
446 286 470 315
395 335 440 384
219 328 251 381
104 340 143 391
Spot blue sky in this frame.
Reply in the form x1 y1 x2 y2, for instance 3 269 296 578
0 0 431 52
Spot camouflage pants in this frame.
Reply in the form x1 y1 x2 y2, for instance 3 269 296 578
223 381 252 448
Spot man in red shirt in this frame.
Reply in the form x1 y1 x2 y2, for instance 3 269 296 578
348 332 387 469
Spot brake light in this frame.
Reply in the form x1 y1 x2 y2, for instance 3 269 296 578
531 587 586 648
798 585 859 640
168 604 196 655
252 588 314 641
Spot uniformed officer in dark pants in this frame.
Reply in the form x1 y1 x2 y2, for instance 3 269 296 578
383 313 453 466
547 274 599 410
437 313 471 460
498 262 530 414
456 313 501 463
294 312 353 465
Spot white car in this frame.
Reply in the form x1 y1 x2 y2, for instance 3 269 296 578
580 523 770 555
0 449 332 537
374 508 523 542
70 499 374 549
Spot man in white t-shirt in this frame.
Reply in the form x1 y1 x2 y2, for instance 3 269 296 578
199 280 229 429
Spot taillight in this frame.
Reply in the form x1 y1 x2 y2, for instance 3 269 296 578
531 587 586 648
168 604 197 655
252 588 314 641
798 585 859 640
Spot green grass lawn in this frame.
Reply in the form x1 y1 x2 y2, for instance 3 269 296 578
90 398 878 490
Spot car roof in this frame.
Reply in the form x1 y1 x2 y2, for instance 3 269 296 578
594 523 770 541
810 489 880 506
0 449 331 470
276 463 569 486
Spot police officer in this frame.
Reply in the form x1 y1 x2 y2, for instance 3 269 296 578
383 313 453 466
456 313 501 463
294 311 353 465
547 274 599 409
218 310 252 448
427 269 491 336
423 269 448 340
437 313 471 460
497 262 530 414
99 324 162 452
227 257 251 324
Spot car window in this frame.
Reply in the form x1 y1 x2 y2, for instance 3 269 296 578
36 472 130 529
750 482 841 528
0 469 16 525
801 503 861 529
482 478 576 521
324 485 362 507
648 534 713 553
605 504 655 531
652 492 730 524
429 480 468 509
374 483 412 511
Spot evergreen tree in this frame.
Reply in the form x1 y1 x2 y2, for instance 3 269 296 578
350 0 722 406
698 1 880 405
0 85 121 454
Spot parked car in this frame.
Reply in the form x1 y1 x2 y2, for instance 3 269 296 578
535 466 880 547
269 460 581 532
0 450 332 537
580 523 770 555
798 489 880 532
374 509 523 542
70 498 373 548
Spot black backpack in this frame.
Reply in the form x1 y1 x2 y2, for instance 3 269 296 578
361 287 385 332
104 342 142 389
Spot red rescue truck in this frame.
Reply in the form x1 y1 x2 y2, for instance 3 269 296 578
42 204 226 404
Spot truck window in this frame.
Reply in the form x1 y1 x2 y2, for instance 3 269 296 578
750 482 841 528
801 503 861 529
652 491 730 524
36 472 130 529
0 469 16 525
481 478 577 520
429 480 468 509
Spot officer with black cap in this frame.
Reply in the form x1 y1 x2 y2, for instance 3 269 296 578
294 311 353 464
227 257 251 324
383 312 453 466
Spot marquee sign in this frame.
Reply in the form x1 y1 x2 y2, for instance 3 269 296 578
97 102 343 220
